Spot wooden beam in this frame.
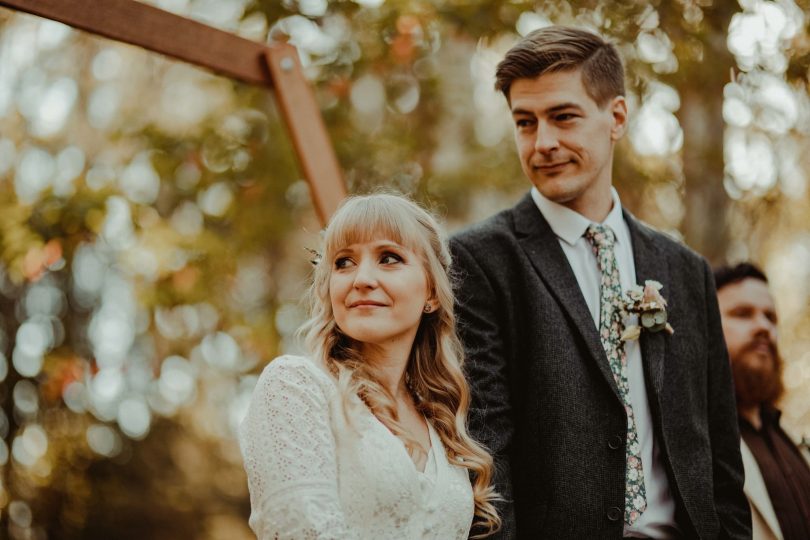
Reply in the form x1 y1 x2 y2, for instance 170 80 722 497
264 47 346 224
0 0 347 221
0 0 272 86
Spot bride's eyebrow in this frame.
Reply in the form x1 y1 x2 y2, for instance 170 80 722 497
332 247 355 258
374 242 406 251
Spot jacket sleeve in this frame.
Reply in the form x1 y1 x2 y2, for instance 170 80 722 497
239 357 353 540
451 238 517 540
702 261 752 539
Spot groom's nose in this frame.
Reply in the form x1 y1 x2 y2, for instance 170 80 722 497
534 123 560 154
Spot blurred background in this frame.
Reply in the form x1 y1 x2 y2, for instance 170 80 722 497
0 0 808 538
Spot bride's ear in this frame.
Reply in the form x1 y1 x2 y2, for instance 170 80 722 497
424 298 440 314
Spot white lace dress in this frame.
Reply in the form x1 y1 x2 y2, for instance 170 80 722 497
239 355 475 540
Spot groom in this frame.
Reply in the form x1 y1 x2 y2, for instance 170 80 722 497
451 27 750 539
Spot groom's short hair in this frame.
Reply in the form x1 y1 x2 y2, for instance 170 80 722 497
495 26 625 107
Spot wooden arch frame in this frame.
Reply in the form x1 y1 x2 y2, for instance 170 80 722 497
0 0 347 224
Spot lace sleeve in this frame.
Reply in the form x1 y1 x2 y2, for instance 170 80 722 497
239 356 352 540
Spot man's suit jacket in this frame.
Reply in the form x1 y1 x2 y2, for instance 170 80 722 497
450 194 751 539
741 431 810 540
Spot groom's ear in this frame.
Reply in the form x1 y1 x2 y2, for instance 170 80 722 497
609 96 628 142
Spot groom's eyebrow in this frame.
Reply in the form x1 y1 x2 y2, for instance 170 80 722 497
511 103 583 116
546 102 582 113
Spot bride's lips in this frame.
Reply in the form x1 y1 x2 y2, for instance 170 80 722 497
348 300 386 308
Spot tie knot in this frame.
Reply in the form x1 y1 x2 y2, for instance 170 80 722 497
584 224 616 249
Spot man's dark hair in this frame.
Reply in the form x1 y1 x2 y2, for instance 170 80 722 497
713 262 768 292
495 26 625 106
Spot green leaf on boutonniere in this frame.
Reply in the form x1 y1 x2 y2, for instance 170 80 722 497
622 280 674 338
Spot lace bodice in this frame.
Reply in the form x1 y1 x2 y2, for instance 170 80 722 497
239 355 475 539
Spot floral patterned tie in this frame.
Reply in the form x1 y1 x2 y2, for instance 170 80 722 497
584 224 647 526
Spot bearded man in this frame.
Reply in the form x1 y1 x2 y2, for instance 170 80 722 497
715 263 810 540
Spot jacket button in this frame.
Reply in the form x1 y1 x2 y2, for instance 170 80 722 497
608 435 623 450
607 506 622 521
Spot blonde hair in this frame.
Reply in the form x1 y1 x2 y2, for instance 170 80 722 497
299 193 500 537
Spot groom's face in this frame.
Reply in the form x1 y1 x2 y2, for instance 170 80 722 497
510 69 627 217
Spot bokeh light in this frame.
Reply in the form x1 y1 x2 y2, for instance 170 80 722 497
0 0 808 537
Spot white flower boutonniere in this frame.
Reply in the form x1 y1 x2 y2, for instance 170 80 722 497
620 280 674 341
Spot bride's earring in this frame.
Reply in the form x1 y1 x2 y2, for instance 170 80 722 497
423 303 432 313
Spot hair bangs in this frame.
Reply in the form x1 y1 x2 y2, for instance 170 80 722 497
325 195 430 262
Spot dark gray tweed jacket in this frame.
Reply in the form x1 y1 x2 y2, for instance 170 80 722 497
451 193 751 540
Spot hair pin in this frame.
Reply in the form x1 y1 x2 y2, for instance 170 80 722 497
304 247 322 266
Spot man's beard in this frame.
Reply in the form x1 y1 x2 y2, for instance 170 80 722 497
731 343 784 409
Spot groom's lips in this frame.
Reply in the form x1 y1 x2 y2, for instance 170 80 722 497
534 160 571 172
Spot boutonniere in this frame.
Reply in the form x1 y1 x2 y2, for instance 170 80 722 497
620 280 674 341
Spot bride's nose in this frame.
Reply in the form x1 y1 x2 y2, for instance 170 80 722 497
352 258 378 289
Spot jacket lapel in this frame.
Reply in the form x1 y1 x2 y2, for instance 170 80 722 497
624 211 669 397
741 440 783 539
512 194 621 401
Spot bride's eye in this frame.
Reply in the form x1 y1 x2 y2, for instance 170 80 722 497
334 257 354 269
380 252 403 265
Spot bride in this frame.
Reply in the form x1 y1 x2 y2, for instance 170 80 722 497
239 193 500 539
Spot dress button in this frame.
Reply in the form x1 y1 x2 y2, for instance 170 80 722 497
606 506 622 521
608 435 623 450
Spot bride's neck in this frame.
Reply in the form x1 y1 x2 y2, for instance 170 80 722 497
361 343 411 401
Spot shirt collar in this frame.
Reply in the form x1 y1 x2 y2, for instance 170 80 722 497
761 405 782 426
739 407 782 434
530 186 628 247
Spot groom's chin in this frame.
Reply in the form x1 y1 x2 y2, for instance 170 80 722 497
534 181 584 205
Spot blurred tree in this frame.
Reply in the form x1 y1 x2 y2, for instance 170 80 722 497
0 0 808 538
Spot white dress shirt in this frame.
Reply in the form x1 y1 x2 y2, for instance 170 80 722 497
531 187 678 538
